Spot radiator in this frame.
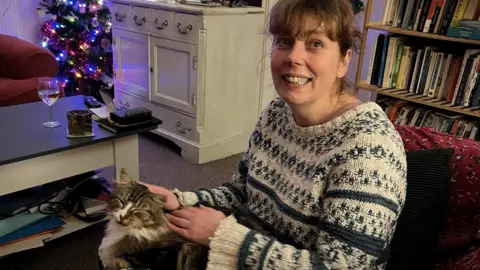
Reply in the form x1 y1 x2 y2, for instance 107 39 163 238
0 0 20 37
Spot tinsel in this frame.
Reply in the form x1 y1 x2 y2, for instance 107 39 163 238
39 0 112 94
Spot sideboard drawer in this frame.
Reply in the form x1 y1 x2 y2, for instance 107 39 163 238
131 5 151 34
115 89 197 142
112 3 130 29
173 13 198 44
150 9 174 38
160 107 197 142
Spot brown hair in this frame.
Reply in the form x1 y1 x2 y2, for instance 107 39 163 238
268 0 362 91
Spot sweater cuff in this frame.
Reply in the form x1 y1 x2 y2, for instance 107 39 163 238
171 189 199 207
206 215 251 270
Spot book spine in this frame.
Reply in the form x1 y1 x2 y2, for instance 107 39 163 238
439 0 458 34
455 56 475 105
417 48 433 94
410 49 424 92
429 0 445 33
392 45 405 88
403 0 418 29
405 50 418 89
418 0 434 31
371 35 385 85
367 36 379 84
383 0 393 25
447 27 480 40
377 36 390 88
450 0 469 27
428 52 443 96
423 0 438 32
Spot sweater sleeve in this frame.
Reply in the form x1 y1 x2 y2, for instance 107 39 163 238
204 137 407 270
172 101 274 210
174 152 249 210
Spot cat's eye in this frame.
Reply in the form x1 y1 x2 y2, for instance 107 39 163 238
132 210 152 221
109 198 123 209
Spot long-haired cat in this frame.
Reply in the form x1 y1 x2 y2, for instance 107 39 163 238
98 169 207 270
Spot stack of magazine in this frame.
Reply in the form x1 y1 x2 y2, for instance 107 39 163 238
447 20 480 40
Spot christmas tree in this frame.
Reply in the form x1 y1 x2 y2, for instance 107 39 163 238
38 0 113 97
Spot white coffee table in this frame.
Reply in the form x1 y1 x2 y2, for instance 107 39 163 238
0 96 160 256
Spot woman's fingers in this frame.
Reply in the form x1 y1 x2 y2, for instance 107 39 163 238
167 222 189 238
165 213 190 228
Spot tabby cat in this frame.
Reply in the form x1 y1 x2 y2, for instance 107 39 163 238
98 169 207 270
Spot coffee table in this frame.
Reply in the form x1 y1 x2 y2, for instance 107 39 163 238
0 96 159 256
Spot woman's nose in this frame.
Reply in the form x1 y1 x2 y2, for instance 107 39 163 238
286 42 306 65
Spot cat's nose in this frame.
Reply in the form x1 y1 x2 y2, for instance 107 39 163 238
119 215 128 226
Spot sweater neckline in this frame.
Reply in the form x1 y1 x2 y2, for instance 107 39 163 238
283 100 381 137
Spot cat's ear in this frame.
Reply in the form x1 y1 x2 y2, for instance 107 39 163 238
117 168 135 185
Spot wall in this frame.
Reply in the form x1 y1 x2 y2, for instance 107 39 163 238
0 1 21 37
0 0 47 44
18 0 46 44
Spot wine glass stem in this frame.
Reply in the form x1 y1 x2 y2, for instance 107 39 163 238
49 105 54 122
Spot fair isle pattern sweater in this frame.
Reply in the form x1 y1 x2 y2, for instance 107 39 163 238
177 98 407 270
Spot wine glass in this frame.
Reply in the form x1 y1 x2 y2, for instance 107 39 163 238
37 77 62 128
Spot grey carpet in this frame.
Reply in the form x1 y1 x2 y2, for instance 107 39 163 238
1 132 241 270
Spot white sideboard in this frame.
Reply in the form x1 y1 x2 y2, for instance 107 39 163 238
111 0 266 164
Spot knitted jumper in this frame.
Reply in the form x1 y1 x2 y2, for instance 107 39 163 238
176 98 407 269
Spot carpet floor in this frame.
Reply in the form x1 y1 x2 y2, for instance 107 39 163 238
1 132 241 270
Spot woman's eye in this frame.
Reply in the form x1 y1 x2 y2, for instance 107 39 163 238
312 40 323 48
275 37 292 47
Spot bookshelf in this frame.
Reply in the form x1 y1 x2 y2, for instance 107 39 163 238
354 0 480 139
357 80 480 117
366 21 480 45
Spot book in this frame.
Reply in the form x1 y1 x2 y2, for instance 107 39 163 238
447 26 480 40
96 117 162 134
80 197 108 215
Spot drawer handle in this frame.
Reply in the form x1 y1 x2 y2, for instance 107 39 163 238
176 121 191 134
115 12 127 22
134 15 147 26
154 18 168 30
177 23 192 34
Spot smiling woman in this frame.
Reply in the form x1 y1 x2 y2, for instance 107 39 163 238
144 0 408 269
268 0 363 126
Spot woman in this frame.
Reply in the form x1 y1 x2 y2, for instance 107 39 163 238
145 0 407 268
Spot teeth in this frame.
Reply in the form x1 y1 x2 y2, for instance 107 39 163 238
284 76 309 85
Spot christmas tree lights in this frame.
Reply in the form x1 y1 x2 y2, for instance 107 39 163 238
39 0 113 96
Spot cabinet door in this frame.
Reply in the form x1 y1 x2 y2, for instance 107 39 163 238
113 29 150 99
150 37 197 115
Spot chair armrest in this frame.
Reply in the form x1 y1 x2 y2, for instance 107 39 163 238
0 34 58 80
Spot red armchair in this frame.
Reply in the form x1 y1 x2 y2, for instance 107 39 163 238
0 34 60 107
395 125 480 269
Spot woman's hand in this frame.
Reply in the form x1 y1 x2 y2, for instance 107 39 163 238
140 182 180 211
166 205 226 247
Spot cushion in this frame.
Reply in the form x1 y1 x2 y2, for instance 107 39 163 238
386 148 454 270
395 125 480 253
0 77 41 107
435 246 480 270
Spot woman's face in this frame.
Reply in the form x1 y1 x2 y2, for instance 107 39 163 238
270 21 351 106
